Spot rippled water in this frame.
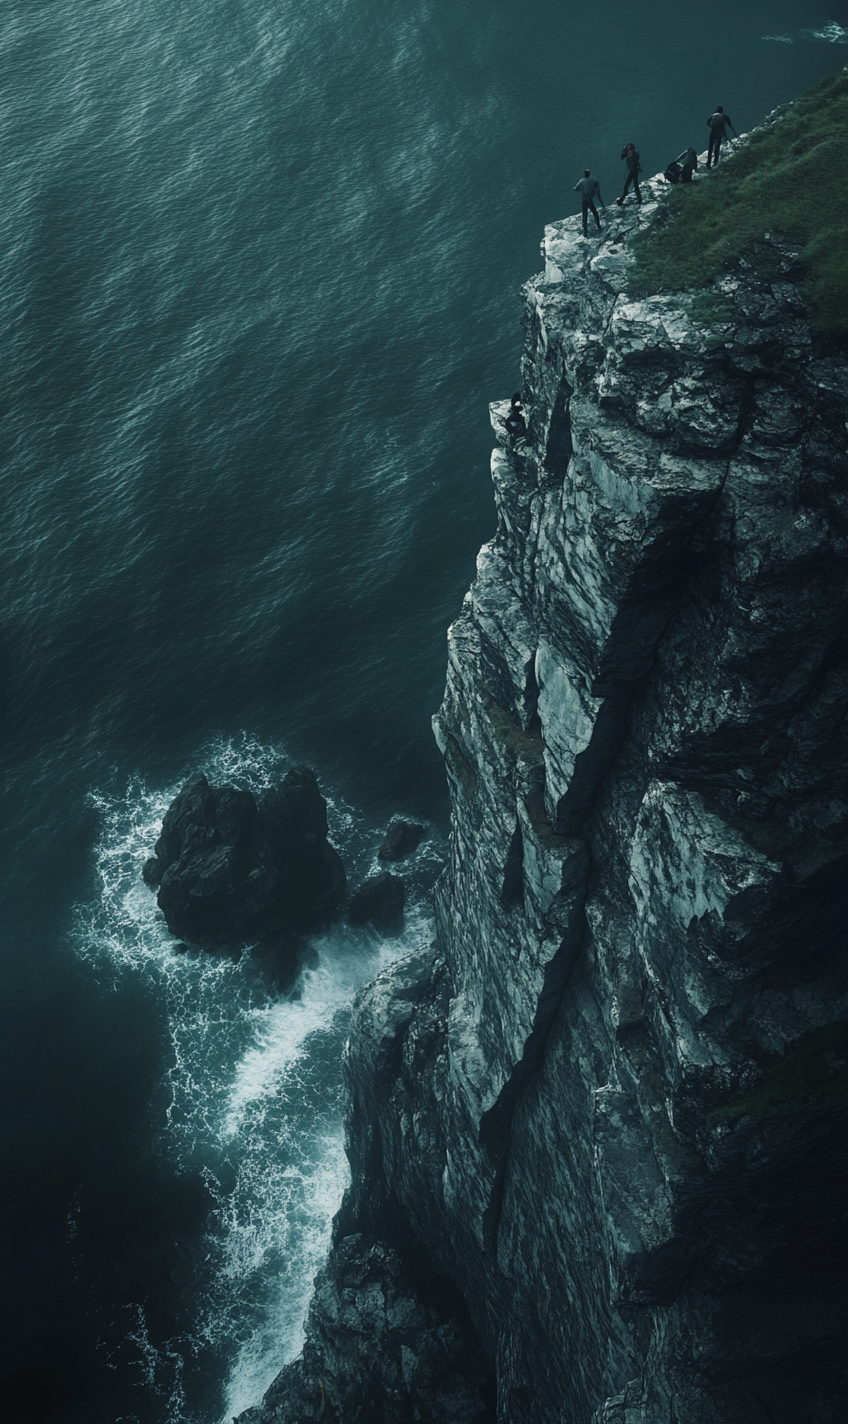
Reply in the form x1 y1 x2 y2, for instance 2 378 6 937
1 1 841 1419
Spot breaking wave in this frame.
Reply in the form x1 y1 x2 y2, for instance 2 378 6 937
73 733 443 1422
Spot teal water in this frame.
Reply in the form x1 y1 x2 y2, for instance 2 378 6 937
1 2 844 1419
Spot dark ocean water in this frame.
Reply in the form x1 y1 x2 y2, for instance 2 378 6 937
1 2 845 1419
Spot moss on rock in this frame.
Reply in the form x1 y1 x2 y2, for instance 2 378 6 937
628 70 848 331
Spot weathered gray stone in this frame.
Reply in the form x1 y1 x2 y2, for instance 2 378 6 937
243 136 848 1424
349 871 406 937
236 1233 491 1424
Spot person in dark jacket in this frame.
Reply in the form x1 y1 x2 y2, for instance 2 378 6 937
706 106 738 167
679 146 698 182
617 143 642 205
505 392 526 438
573 169 604 237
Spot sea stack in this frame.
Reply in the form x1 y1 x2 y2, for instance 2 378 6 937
144 767 345 946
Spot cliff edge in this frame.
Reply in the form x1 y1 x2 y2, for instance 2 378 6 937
241 113 848 1424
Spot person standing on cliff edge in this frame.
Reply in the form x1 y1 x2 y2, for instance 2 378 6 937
706 105 738 166
574 169 604 237
616 142 642 205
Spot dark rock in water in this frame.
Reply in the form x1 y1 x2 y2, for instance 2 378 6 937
142 856 162 887
348 872 404 936
144 767 345 946
378 818 426 862
250 930 317 995
235 1234 493 1424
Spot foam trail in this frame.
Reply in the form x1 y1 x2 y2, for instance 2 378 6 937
73 736 441 1424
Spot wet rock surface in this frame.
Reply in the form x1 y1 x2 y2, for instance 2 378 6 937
249 930 318 994
379 820 427 862
243 145 848 1424
144 768 345 945
236 1234 493 1424
349 872 406 937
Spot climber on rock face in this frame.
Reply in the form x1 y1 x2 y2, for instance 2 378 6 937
706 105 738 166
679 147 698 182
505 392 527 437
617 142 642 205
574 168 604 237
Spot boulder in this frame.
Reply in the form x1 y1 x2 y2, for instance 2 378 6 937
250 930 317 995
142 856 162 887
144 768 345 945
348 872 405 937
378 818 426 862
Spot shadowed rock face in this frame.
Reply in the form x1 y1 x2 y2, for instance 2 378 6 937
241 151 848 1424
349 872 406 937
379 820 427 862
143 767 345 945
236 1233 492 1424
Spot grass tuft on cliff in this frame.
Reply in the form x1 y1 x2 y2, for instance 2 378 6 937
628 69 848 331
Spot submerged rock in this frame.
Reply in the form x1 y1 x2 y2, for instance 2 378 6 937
144 768 345 945
348 871 405 937
378 818 426 862
249 930 317 995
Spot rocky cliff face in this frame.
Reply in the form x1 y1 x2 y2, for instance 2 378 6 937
241 170 848 1423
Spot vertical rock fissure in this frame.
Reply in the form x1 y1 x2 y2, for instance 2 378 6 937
500 822 525 907
479 887 589 1254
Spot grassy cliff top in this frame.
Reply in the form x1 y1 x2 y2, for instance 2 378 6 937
628 69 848 332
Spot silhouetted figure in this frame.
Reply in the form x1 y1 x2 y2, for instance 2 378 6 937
680 146 698 182
707 106 738 167
505 392 527 437
574 168 604 237
617 143 642 205
665 147 698 185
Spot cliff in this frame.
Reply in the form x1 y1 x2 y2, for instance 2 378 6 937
240 138 848 1424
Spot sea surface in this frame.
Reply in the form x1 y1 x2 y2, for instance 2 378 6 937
1 2 844 1420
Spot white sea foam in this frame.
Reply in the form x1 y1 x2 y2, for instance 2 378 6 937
803 22 848 43
764 23 848 45
73 735 440 1423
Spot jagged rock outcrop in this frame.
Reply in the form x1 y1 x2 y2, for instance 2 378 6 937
349 872 406 938
243 159 848 1423
236 1232 492 1424
144 768 345 945
379 820 427 862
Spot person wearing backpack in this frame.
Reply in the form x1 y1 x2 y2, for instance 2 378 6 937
574 169 604 237
504 392 527 438
666 147 699 185
617 143 642 205
706 106 738 167
680 147 698 182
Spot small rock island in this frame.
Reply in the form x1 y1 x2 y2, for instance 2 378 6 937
143 767 345 946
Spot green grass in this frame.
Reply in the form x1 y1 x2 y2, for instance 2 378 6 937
628 69 848 331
